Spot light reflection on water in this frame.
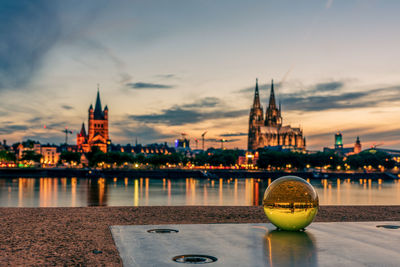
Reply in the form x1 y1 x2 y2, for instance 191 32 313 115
0 177 399 207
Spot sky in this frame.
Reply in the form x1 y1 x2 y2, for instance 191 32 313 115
1 0 400 151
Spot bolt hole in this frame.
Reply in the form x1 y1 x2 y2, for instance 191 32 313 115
173 255 217 264
376 225 400 229
147 229 179 233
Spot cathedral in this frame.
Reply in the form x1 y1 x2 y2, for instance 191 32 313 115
77 90 110 153
248 79 306 151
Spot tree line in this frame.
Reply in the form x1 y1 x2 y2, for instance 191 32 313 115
256 150 396 171
1 146 396 171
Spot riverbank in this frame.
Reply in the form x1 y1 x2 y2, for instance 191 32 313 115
0 167 397 179
1 205 399 266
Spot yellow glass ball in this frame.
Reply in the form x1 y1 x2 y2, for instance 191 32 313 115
263 176 319 231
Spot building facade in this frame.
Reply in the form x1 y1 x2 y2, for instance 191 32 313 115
77 90 110 153
248 79 306 151
40 146 60 166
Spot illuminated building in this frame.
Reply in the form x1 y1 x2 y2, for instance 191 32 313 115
248 79 306 151
175 138 190 149
77 89 110 153
40 146 60 166
238 151 259 167
334 132 343 149
15 143 41 159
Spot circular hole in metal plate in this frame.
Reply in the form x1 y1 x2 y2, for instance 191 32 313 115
172 255 218 264
376 225 400 229
147 229 179 233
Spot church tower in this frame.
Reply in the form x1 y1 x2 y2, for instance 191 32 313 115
248 79 264 150
77 88 110 153
354 136 362 154
265 80 282 127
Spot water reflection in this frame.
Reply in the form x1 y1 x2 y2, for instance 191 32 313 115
264 230 317 266
0 177 400 207
87 178 108 206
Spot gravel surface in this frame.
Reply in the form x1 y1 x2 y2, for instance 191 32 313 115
1 206 400 266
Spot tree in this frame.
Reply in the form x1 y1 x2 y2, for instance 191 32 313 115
86 147 106 167
347 150 395 170
193 150 240 166
21 151 42 163
0 151 16 162
257 151 308 169
307 152 342 169
60 151 81 165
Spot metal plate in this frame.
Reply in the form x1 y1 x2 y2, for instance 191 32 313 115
111 222 400 267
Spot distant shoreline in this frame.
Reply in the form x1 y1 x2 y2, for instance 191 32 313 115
0 168 397 179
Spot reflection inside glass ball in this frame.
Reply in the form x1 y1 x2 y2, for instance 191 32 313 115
263 176 319 231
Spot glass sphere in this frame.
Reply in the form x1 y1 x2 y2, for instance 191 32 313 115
263 176 319 231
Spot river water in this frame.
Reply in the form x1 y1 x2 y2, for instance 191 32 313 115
0 177 399 207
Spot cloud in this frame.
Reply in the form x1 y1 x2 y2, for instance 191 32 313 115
239 79 400 112
181 97 220 108
130 108 247 126
0 124 28 134
0 1 61 89
313 81 344 92
61 105 73 110
156 74 176 79
129 97 248 126
220 132 248 137
112 124 175 144
126 82 173 89
281 85 400 112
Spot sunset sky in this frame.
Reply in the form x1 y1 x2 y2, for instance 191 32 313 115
1 0 400 150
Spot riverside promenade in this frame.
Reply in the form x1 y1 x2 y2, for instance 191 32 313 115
1 205 400 266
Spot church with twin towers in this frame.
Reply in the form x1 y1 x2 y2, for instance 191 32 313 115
248 79 306 151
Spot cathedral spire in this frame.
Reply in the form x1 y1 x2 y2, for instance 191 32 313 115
268 79 277 109
94 87 103 119
252 78 261 108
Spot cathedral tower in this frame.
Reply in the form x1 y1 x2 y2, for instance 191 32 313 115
247 78 306 151
265 80 282 127
248 79 264 150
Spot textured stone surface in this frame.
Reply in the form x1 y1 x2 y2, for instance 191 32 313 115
0 206 400 266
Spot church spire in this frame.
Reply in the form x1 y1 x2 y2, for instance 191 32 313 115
268 79 277 109
252 78 261 108
79 122 86 136
265 79 282 127
94 87 103 119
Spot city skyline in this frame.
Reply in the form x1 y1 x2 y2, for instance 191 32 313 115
1 0 400 150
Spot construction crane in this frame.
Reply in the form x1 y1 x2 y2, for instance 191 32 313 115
371 143 383 149
62 127 73 145
201 131 208 151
